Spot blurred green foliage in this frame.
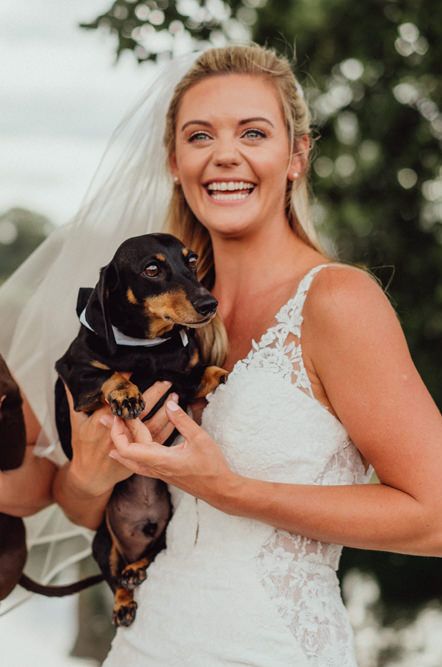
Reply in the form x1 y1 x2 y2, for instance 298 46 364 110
79 0 442 625
0 208 54 284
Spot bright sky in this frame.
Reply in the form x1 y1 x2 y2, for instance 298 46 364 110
0 0 156 226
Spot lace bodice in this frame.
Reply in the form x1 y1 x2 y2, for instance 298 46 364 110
104 263 373 667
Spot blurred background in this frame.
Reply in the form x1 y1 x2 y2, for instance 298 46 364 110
0 0 441 665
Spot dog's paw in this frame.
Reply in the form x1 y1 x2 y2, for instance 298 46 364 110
112 599 138 627
195 366 230 398
107 391 145 419
119 564 147 590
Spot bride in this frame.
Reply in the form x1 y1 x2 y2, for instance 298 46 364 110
1 44 441 665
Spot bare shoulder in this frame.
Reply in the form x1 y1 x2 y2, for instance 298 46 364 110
303 262 412 366
303 261 412 390
305 263 399 330
302 263 442 491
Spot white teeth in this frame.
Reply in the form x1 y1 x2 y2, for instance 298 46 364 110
206 181 255 191
210 191 252 201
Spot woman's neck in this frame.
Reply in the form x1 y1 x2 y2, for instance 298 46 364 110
211 221 320 324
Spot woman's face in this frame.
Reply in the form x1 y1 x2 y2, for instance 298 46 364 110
170 73 305 240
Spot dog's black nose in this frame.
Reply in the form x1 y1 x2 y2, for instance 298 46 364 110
193 295 218 316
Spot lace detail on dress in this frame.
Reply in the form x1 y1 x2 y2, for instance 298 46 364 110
256 442 369 665
256 439 372 665
250 264 367 664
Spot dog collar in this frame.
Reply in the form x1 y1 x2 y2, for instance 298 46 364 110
79 308 188 348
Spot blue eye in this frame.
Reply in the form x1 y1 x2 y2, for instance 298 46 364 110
243 128 266 139
188 131 211 142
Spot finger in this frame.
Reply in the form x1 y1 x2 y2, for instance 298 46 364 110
146 393 179 439
125 417 154 445
155 421 175 446
140 380 172 418
63 382 88 426
108 450 155 477
165 401 201 440
111 418 166 462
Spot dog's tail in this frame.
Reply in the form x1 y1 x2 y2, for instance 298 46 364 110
19 572 104 597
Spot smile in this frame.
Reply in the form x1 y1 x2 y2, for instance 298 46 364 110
204 181 256 204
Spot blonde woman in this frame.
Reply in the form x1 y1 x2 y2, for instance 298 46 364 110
2 45 441 665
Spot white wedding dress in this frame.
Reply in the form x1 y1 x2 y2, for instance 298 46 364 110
103 263 373 667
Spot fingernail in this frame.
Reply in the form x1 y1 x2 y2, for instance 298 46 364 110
167 400 179 412
99 416 113 427
108 450 118 459
170 393 179 402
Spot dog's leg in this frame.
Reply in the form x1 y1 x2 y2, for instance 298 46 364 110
119 556 150 590
107 542 138 627
195 366 229 398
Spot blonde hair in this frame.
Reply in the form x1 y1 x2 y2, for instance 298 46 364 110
163 44 325 365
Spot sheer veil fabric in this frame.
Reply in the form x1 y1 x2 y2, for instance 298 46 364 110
0 52 200 612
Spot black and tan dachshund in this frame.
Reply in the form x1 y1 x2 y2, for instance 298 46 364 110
0 234 227 625
54 232 227 626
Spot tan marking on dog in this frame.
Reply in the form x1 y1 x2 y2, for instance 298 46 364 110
90 359 111 371
196 366 229 398
182 247 189 257
154 253 166 262
187 349 200 370
101 373 144 419
126 287 138 305
102 373 138 400
121 556 150 578
143 289 203 338
109 542 122 579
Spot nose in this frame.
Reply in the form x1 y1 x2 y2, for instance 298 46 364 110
213 136 241 167
193 294 218 316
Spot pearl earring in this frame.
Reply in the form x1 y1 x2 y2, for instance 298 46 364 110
292 171 299 179
173 176 179 184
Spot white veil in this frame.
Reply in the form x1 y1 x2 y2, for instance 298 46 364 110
0 51 200 612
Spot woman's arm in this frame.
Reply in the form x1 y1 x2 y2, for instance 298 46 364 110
107 267 442 557
52 381 177 530
0 394 55 516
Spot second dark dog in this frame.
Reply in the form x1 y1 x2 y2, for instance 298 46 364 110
55 232 227 626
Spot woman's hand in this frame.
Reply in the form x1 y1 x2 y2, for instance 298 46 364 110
66 380 176 496
108 401 240 509
53 380 176 528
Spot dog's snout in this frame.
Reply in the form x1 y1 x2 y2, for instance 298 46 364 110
193 295 218 317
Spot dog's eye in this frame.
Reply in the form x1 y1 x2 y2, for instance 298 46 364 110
188 255 198 272
142 264 160 278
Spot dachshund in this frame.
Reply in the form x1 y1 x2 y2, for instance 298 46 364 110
53 232 228 626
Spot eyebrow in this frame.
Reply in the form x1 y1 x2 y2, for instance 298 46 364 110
180 117 275 132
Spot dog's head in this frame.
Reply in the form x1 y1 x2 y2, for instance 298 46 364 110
83 233 217 353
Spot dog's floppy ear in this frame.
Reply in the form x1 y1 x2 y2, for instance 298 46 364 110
84 262 119 355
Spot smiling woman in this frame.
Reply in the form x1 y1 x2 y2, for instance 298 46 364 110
1 43 441 667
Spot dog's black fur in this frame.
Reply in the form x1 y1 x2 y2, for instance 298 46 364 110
53 233 227 626
0 355 106 603
0 355 27 600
